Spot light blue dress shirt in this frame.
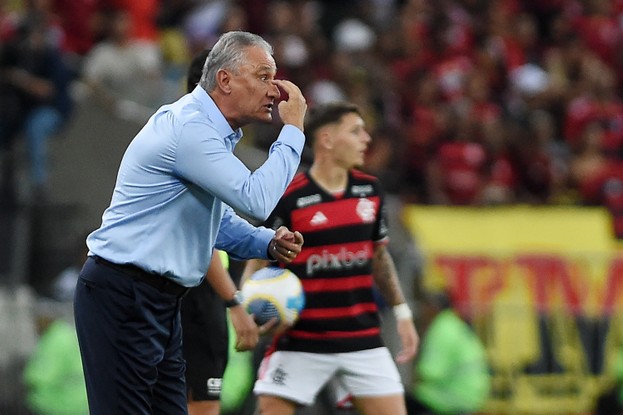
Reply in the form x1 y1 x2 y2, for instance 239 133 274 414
87 86 304 287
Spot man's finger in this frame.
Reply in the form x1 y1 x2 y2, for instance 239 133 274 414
273 79 301 97
293 231 304 245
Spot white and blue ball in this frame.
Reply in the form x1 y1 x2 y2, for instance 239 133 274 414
241 267 305 325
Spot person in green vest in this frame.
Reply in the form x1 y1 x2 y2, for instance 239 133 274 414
594 343 623 415
406 291 490 415
617 348 623 410
220 308 256 415
23 300 89 415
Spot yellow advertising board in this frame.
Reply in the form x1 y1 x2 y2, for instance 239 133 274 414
403 205 615 253
402 205 623 414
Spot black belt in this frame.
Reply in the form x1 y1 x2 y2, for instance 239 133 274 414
93 255 190 298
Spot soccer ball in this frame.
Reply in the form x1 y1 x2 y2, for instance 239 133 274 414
241 267 305 326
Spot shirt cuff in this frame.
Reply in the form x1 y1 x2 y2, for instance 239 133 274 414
255 227 276 260
277 124 305 156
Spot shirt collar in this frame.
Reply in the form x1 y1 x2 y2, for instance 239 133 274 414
191 85 243 146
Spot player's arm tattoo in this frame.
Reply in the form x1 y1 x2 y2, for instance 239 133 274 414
372 245 407 306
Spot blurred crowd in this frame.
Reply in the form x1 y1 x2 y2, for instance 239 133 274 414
2 0 623 237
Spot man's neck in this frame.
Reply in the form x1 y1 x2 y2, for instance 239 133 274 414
208 90 243 130
309 162 348 194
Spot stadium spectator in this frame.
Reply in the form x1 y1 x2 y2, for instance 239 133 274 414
106 0 159 43
79 7 164 123
594 343 623 415
0 5 72 202
406 291 490 415
51 0 104 69
23 299 88 415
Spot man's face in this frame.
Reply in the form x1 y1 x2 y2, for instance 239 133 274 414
227 46 280 125
330 113 371 169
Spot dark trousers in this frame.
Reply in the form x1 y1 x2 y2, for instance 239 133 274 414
74 257 188 415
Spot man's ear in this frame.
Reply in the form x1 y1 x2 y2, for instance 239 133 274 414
317 129 334 150
216 69 232 94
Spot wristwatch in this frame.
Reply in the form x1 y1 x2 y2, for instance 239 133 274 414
224 290 244 308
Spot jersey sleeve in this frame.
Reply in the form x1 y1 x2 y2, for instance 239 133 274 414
263 196 291 231
373 181 390 246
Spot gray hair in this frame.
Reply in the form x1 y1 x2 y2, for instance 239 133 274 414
199 31 274 92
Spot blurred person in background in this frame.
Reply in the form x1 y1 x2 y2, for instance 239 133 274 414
106 0 159 44
23 299 88 415
594 342 623 415
25 234 89 415
0 1 72 203
79 7 164 123
51 0 105 74
245 101 418 415
405 290 490 415
425 114 489 206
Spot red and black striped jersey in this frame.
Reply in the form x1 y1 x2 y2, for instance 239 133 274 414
266 169 390 353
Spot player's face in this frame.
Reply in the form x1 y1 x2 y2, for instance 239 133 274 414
228 46 280 125
331 113 371 169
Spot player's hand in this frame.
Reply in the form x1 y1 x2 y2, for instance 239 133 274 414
257 317 291 337
273 79 306 131
269 226 304 264
229 304 260 351
395 318 419 364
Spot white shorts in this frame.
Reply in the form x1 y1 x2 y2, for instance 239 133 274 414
253 347 403 406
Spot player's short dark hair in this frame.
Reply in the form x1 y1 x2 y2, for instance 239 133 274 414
304 102 361 145
187 49 211 93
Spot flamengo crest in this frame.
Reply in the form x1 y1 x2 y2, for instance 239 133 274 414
356 198 376 223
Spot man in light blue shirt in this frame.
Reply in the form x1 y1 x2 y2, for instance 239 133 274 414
73 31 307 415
